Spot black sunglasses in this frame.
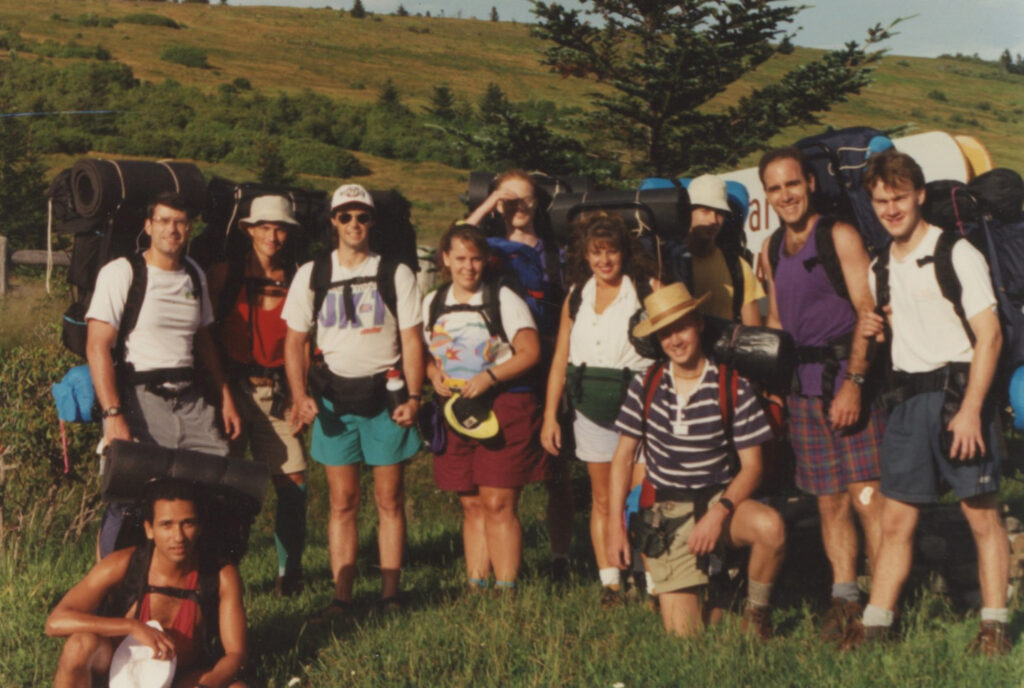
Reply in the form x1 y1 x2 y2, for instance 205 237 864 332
338 211 373 225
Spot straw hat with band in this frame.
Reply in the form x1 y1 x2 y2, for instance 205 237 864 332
631 282 711 339
238 195 300 229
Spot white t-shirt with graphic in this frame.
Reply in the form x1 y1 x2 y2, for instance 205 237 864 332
86 256 213 372
422 284 536 383
282 252 422 378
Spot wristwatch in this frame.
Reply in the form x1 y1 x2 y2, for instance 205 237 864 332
102 406 122 418
844 372 866 387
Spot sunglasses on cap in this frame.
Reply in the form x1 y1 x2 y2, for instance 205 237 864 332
337 211 373 225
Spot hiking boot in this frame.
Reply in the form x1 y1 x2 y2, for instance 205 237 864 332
378 596 402 615
820 598 863 644
740 604 773 641
967 621 1012 656
274 569 303 598
839 618 891 651
600 585 623 608
311 598 352 623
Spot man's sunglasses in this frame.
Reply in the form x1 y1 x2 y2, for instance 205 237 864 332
338 212 373 225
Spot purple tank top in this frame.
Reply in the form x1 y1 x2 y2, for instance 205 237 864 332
775 220 856 396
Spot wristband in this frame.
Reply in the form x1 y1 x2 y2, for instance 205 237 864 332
409 394 422 401
102 406 122 418
844 372 866 387
718 497 735 516
485 368 499 384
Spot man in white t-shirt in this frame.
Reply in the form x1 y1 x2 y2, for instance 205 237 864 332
842 150 1010 655
283 184 423 615
86 191 241 558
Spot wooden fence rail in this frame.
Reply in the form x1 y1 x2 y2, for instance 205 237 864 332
0 235 70 296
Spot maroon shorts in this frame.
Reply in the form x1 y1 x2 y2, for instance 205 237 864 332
433 391 548 493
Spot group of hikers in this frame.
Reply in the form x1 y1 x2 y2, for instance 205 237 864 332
44 143 1013 687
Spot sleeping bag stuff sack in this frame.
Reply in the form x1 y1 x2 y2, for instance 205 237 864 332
701 316 797 396
70 159 207 219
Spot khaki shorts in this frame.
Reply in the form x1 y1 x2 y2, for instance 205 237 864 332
645 490 726 594
230 380 308 475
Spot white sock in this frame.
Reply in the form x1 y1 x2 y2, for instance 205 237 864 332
747 579 773 608
599 567 621 587
981 607 1008 624
862 604 894 628
645 571 655 595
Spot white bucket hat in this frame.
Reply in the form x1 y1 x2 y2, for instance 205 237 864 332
239 195 300 228
108 620 176 688
687 174 731 214
330 184 375 212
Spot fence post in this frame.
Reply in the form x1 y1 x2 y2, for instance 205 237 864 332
0 235 7 296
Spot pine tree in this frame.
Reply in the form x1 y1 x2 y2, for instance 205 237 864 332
350 0 366 19
396 4 409 17
532 0 899 176
377 78 402 109
427 85 457 121
478 83 508 125
490 6 499 22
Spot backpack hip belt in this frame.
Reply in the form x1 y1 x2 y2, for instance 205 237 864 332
881 362 969 410
308 365 387 417
794 333 852 402
121 366 196 398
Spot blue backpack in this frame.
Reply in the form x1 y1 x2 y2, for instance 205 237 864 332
485 236 563 335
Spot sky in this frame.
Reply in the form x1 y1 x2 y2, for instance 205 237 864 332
225 0 1024 60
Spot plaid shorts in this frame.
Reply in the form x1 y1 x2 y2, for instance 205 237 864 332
788 395 884 496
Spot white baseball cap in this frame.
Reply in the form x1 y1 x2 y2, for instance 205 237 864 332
330 184 375 212
688 174 731 214
108 621 176 688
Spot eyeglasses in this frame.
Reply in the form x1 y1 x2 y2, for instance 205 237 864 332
150 216 190 229
338 212 373 225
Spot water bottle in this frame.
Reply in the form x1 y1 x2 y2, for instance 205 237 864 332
385 367 408 413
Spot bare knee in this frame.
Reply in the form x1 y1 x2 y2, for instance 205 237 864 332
817 492 851 522
880 503 917 541
960 498 1005 540
752 509 786 552
58 632 108 672
374 486 405 520
481 492 517 521
328 490 359 520
591 490 611 519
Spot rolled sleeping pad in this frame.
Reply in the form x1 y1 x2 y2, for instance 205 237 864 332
101 439 270 508
701 316 797 395
548 187 689 246
70 159 207 219
1011 365 1024 431
639 177 751 230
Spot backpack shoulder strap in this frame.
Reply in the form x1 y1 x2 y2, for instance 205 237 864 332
767 227 785 278
310 251 334 321
930 231 974 344
426 282 452 334
639 361 666 440
717 363 740 442
482 278 507 342
196 561 222 653
215 256 247 324
116 253 149 362
106 542 153 620
567 284 583 321
722 251 746 322
813 216 850 301
872 247 891 313
376 258 400 319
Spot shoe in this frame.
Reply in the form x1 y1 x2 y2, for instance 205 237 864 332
967 620 1011 656
740 604 773 641
600 585 623 608
311 598 351 623
839 618 891 651
820 598 863 643
274 569 303 597
378 596 402 614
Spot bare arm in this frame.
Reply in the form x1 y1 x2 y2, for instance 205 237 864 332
45 549 178 658
758 242 782 330
86 319 131 443
948 308 1002 460
606 434 641 569
465 188 517 227
391 325 425 427
284 327 317 434
740 300 763 327
192 565 248 688
196 326 241 440
540 296 573 455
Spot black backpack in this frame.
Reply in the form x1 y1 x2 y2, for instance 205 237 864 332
425 278 510 344
309 253 402 329
875 171 1024 375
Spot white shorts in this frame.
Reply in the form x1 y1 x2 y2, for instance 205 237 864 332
573 411 621 463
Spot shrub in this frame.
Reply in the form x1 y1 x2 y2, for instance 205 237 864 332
927 89 948 102
161 44 209 69
278 138 369 177
120 13 180 29
73 13 118 28
232 76 252 90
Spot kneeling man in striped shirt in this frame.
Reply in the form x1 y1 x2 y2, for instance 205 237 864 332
606 283 786 638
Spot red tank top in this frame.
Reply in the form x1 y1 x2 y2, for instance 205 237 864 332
221 285 288 368
139 569 200 643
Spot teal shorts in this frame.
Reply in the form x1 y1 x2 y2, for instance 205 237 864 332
311 398 421 467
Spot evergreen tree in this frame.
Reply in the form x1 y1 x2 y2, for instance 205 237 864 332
0 120 46 250
377 77 402 110
490 6 499 22
532 0 899 175
427 84 457 121
256 139 293 186
478 82 508 125
350 0 367 19
396 4 409 17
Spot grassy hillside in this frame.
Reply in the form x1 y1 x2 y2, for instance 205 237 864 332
4 0 1024 182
